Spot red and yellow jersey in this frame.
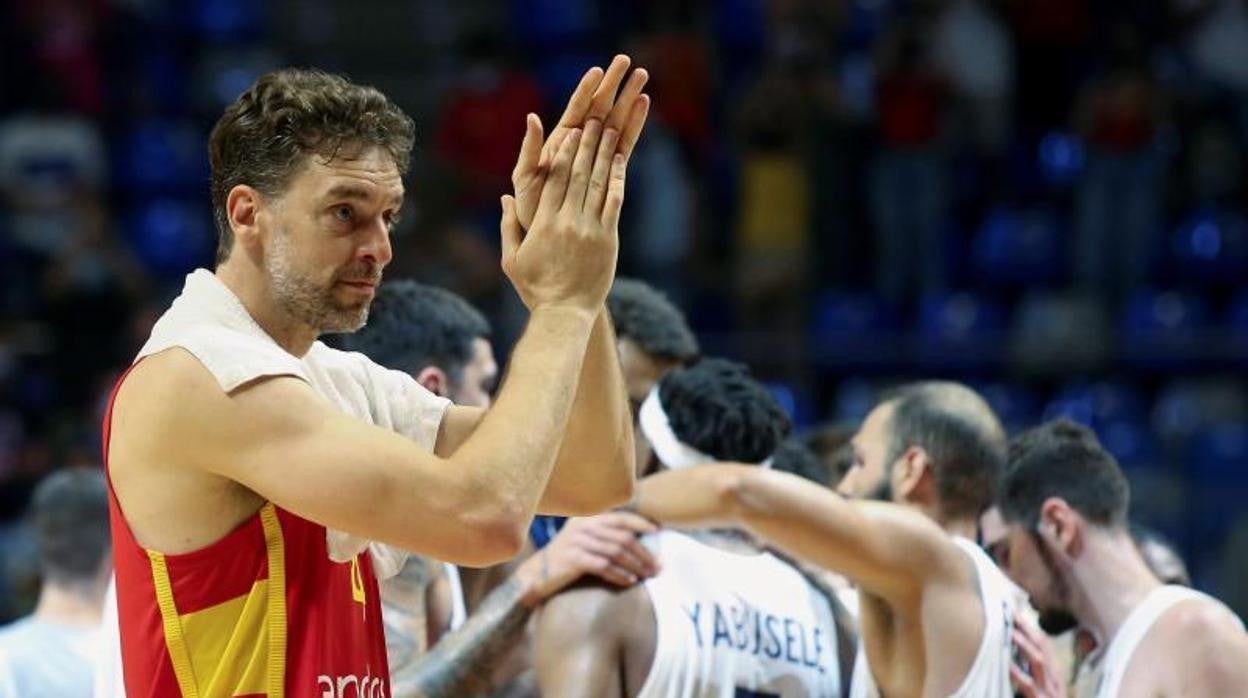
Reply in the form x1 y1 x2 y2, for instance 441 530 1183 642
104 375 392 698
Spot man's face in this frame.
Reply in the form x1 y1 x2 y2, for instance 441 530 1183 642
448 338 498 409
618 338 681 478
843 402 901 502
984 509 1080 635
261 147 402 334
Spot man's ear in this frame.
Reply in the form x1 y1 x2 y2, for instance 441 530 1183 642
896 445 936 505
226 184 264 255
416 366 449 398
1039 497 1082 559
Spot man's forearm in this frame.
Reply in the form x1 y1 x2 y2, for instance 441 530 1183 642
541 310 635 514
637 466 937 601
392 575 536 698
448 306 596 525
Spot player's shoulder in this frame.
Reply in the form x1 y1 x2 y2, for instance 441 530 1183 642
1144 592 1248 682
542 577 651 633
1154 593 1246 647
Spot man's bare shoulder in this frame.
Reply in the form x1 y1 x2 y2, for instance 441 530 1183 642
1139 595 1248 691
541 576 650 633
114 347 323 464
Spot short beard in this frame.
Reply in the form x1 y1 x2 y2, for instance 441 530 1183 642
1031 529 1080 635
266 231 373 334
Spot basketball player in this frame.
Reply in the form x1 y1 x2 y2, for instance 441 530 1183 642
992 419 1248 697
102 57 649 696
633 382 1023 697
537 358 855 697
342 279 661 697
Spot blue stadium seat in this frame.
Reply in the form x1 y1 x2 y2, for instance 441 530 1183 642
811 292 901 367
832 379 877 425
971 207 1063 286
1043 381 1146 433
126 199 215 279
1188 423 1248 483
1230 291 1248 336
972 382 1039 435
183 0 266 43
1169 208 1248 285
1121 290 1212 368
1037 131 1085 186
916 291 1007 369
765 382 813 429
1098 418 1163 471
114 121 208 195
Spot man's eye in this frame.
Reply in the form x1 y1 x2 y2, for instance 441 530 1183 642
334 205 353 221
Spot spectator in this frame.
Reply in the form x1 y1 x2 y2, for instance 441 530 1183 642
1072 21 1165 300
869 16 951 302
0 467 111 698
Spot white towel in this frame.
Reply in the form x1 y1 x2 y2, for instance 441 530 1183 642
134 268 451 578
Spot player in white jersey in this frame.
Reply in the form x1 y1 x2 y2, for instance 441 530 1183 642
634 382 1026 697
991 419 1248 697
536 358 857 697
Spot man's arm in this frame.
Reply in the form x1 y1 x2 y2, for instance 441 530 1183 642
633 465 969 604
392 512 659 698
437 312 635 516
114 120 626 567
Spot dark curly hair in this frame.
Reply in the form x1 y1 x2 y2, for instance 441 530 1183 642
208 68 416 264
606 278 699 364
337 280 490 384
657 357 790 464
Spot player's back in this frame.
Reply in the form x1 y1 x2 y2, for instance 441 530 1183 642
638 530 843 698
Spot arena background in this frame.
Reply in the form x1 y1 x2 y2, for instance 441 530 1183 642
0 0 1246 623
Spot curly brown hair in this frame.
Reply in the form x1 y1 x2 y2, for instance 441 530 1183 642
208 68 415 264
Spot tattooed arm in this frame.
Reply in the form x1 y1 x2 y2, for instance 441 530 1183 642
392 512 660 698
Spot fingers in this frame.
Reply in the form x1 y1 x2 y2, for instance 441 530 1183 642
586 527 659 576
511 113 545 190
587 55 632 121
562 118 604 214
499 195 521 259
554 66 606 135
579 552 637 587
534 127 581 222
585 125 620 217
1010 662 1040 698
616 94 651 163
605 67 649 132
602 153 627 230
602 511 659 536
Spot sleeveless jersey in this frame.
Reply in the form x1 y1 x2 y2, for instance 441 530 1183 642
637 530 842 698
103 269 450 697
849 537 1020 698
1077 585 1246 698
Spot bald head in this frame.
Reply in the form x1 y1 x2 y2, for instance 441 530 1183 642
884 381 1007 520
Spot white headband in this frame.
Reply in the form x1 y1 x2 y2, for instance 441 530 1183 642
638 387 773 470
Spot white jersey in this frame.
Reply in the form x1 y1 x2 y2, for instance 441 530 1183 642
849 537 1019 698
1077 585 1246 698
637 530 842 698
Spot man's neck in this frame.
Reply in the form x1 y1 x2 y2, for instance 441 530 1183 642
1069 529 1162 644
939 516 979 541
215 263 318 356
33 582 105 628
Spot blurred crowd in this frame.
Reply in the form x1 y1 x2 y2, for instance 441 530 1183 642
1 0 1246 637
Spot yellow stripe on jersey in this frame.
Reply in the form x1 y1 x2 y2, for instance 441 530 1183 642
149 549 201 697
259 503 287 698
